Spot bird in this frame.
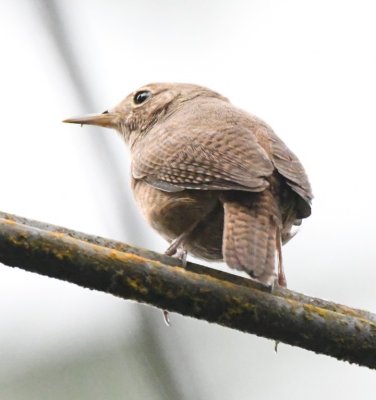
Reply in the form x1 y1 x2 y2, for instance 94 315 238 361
64 83 312 288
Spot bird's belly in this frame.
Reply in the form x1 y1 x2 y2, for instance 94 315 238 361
131 179 219 243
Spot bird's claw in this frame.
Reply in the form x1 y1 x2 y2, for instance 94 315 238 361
163 310 171 326
274 340 280 353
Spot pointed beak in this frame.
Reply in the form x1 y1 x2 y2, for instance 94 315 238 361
63 112 117 128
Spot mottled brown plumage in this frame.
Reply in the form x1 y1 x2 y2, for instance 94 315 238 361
64 83 312 287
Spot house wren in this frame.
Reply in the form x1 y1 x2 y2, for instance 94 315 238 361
64 83 312 287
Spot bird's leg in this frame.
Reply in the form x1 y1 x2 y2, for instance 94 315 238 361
165 232 188 259
276 229 287 287
163 245 188 326
162 232 190 325
274 230 286 353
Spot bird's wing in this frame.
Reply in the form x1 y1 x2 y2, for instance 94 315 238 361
267 128 313 217
132 125 274 193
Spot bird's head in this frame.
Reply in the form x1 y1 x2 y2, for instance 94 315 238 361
63 82 226 146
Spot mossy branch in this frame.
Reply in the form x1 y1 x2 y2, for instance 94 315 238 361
0 211 375 369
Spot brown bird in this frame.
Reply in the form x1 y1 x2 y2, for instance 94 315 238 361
64 83 312 288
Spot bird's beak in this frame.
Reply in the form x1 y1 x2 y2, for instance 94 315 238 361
63 112 117 128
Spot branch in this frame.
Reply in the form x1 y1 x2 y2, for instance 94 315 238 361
0 212 375 369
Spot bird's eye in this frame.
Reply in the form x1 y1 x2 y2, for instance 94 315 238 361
133 90 152 105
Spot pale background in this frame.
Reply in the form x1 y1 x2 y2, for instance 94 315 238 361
0 1 375 399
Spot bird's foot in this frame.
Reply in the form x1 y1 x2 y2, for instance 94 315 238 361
265 273 287 294
274 340 280 353
278 273 287 288
165 233 186 255
162 237 188 326
266 281 275 293
174 247 188 268
163 310 171 326
256 272 278 293
165 234 188 267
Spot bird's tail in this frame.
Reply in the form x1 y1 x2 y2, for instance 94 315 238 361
221 190 282 286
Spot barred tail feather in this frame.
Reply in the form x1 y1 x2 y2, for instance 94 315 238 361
221 190 281 286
